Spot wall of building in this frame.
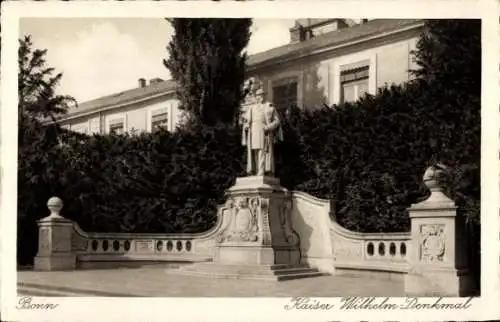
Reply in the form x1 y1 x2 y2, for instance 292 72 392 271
62 27 421 134
64 96 182 135
251 31 419 109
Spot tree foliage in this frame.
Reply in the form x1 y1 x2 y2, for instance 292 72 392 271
411 19 481 287
164 18 252 126
17 35 78 264
411 20 481 224
18 20 480 275
18 35 76 125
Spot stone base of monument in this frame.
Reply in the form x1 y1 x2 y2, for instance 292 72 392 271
173 176 324 281
405 268 475 297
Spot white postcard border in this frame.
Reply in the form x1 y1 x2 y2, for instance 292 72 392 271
1 1 499 321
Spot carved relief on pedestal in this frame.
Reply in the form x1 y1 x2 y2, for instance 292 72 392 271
215 199 235 244
259 198 272 245
420 224 445 262
217 196 260 244
280 197 300 246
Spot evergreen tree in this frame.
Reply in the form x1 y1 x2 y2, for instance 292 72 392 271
18 35 76 126
164 18 252 126
412 19 481 290
17 35 77 265
411 20 481 222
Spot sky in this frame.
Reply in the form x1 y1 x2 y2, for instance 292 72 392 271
19 18 295 103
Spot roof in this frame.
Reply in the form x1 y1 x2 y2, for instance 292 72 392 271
63 19 422 120
247 19 423 68
293 18 339 29
63 78 177 119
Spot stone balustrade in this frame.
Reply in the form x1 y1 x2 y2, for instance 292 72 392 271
33 165 474 296
330 221 411 279
72 224 217 264
35 197 230 269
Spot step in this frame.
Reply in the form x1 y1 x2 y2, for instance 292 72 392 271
171 270 284 281
275 271 326 281
173 269 325 281
184 262 309 272
172 265 326 281
180 265 318 276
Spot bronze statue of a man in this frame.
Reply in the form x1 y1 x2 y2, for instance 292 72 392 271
241 87 283 176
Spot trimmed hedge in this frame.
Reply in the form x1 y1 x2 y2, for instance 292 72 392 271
18 22 479 291
276 84 430 233
33 124 245 233
21 81 475 235
18 81 479 264
17 122 245 264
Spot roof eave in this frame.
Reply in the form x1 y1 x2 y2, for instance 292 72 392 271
49 89 176 124
247 21 424 73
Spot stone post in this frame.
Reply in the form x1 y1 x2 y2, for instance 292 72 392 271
34 197 76 271
404 166 474 296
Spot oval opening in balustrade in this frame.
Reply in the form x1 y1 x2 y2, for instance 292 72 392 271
113 240 120 251
157 240 163 252
378 242 385 256
400 243 407 257
186 241 192 252
367 242 374 256
389 242 396 256
102 240 109 252
91 240 98 251
176 241 183 252
124 240 131 252
167 241 173 252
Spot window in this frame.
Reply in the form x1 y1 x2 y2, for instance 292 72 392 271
151 112 169 132
109 120 124 134
340 65 369 103
72 125 88 134
272 77 298 111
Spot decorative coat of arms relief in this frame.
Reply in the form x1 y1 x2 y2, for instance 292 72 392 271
420 224 445 261
217 197 260 244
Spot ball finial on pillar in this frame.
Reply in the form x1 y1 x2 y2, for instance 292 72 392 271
423 164 445 190
46 196 64 219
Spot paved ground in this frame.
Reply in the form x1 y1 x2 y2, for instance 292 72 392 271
17 264 404 297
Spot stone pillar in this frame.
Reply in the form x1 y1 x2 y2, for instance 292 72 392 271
404 166 474 296
214 176 301 266
34 197 76 271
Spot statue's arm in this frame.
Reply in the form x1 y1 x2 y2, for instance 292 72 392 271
265 105 281 131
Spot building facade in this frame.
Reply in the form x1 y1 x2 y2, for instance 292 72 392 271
57 19 423 135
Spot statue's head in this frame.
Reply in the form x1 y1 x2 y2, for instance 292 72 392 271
255 88 264 103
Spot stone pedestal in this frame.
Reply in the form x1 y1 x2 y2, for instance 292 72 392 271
178 176 322 280
404 166 474 296
34 197 76 271
215 176 301 265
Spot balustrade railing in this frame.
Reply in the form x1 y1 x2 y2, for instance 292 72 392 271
330 220 411 274
33 165 474 296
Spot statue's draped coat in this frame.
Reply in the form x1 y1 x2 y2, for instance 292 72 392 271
242 101 283 175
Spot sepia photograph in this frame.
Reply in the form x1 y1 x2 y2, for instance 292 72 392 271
1 1 498 321
15 16 481 296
